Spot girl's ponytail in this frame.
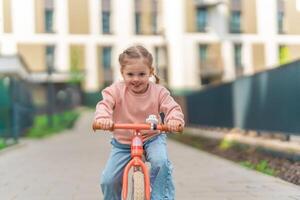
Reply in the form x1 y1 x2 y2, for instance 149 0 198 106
153 73 160 84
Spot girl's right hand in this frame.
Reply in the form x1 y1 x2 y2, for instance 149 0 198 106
96 118 114 130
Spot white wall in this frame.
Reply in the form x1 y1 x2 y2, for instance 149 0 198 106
112 0 134 81
162 0 186 90
11 0 35 35
209 3 229 38
256 0 278 68
54 0 69 72
85 42 98 91
1 39 17 55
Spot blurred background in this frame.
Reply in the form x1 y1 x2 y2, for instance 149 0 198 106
0 0 300 149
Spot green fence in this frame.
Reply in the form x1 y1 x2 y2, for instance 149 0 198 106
186 60 300 136
0 78 12 138
0 77 34 141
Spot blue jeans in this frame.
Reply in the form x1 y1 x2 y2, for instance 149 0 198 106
100 134 175 200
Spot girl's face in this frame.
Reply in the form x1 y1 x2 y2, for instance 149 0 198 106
121 58 152 94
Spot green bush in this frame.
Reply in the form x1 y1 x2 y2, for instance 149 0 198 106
218 139 235 150
0 138 7 150
26 110 80 138
240 160 277 176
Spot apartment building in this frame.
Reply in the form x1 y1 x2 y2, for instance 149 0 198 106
1 0 300 98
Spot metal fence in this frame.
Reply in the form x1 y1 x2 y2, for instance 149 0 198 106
0 77 83 141
185 60 300 136
0 77 34 140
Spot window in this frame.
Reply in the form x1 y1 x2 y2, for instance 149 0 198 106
234 44 243 75
277 0 284 34
277 12 284 34
152 0 158 34
196 8 207 32
102 47 112 86
135 0 142 34
234 44 242 67
102 47 111 69
152 14 157 34
102 0 111 34
230 0 241 33
230 11 241 33
199 45 210 85
135 13 141 34
45 0 54 33
199 45 208 63
154 46 168 84
102 12 110 34
46 45 55 73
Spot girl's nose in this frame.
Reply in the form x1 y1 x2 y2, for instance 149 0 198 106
133 76 139 81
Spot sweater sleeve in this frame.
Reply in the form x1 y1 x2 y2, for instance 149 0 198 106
94 85 116 121
159 87 185 125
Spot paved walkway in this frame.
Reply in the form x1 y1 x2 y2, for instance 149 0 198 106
0 111 299 200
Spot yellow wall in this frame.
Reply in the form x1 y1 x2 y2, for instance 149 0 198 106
141 0 152 34
242 0 257 33
285 0 300 34
35 0 45 33
157 0 163 33
209 43 223 69
287 45 300 60
185 0 196 32
70 45 85 71
68 0 89 34
3 0 12 33
252 43 265 72
18 44 46 72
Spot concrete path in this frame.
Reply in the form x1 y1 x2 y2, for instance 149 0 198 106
0 111 299 200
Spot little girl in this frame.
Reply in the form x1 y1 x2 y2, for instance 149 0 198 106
94 45 184 200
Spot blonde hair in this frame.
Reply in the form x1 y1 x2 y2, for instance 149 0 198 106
119 45 160 84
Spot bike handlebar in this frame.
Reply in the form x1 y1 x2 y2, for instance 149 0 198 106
92 122 183 133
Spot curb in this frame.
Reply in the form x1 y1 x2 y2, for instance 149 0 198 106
185 127 300 158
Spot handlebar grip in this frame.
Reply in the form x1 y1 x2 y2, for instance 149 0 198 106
92 121 114 131
158 124 183 133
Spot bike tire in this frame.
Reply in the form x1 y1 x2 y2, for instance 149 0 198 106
133 171 145 200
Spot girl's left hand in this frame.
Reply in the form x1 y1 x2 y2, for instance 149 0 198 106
167 119 182 132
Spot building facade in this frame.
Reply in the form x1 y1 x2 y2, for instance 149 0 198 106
1 0 300 96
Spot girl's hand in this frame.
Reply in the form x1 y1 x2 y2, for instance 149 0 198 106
96 118 113 130
167 119 183 132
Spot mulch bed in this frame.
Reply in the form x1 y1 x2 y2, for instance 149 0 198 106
169 133 300 185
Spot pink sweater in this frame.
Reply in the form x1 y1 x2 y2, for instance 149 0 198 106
94 81 184 144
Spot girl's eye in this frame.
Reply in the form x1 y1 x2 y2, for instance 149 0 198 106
139 73 146 76
127 73 133 76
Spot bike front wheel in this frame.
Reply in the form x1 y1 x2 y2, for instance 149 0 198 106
133 171 145 200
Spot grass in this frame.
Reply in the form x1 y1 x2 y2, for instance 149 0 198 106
240 160 278 176
0 138 7 150
218 139 235 150
170 132 278 177
26 110 80 138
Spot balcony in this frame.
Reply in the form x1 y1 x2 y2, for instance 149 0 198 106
199 59 223 78
194 0 224 8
